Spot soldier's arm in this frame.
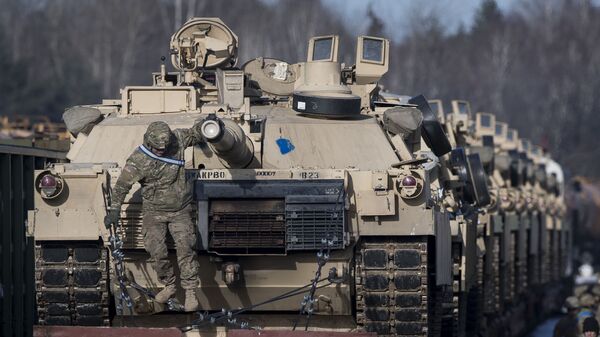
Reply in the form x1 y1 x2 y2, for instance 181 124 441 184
175 120 206 148
111 158 145 209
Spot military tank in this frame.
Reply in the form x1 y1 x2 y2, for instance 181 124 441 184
427 100 570 337
29 17 569 337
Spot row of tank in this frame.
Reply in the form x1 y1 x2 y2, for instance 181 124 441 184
29 18 569 336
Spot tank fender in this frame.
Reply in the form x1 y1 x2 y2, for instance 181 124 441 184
31 164 114 241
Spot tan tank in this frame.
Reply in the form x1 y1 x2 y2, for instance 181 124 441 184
416 99 569 337
29 17 569 337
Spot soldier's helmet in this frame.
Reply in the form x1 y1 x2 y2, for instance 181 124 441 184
575 285 590 298
144 121 173 150
580 293 596 308
566 296 580 310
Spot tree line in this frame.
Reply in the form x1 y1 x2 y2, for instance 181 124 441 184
0 0 598 178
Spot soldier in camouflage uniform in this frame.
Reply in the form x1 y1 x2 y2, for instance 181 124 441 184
579 294 598 334
104 120 204 312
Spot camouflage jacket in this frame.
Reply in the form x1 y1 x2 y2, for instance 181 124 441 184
111 128 203 212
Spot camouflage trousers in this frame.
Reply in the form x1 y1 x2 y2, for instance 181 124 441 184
142 204 199 289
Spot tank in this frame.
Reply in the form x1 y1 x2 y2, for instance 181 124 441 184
29 17 569 336
428 100 570 337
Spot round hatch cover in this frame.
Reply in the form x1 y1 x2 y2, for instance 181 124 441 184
292 92 361 117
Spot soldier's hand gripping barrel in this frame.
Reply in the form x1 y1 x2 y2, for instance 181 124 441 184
198 114 254 168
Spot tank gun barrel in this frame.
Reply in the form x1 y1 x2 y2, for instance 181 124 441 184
200 116 254 168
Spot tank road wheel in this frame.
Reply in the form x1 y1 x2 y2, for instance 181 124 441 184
35 241 110 326
355 237 440 336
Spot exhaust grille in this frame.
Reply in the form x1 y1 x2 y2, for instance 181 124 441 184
196 179 347 254
286 198 345 250
208 199 286 254
285 193 344 250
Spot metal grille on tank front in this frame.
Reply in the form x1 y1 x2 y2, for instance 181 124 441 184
196 179 347 254
286 208 344 250
210 212 286 250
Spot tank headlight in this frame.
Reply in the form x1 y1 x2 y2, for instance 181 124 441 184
401 175 417 187
397 173 423 199
36 172 64 199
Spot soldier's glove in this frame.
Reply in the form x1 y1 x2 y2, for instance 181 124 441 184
104 208 120 229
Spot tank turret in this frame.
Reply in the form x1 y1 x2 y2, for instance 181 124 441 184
199 114 254 168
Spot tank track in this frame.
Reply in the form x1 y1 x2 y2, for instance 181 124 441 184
514 231 527 295
552 229 561 281
527 250 540 296
465 244 484 337
542 231 551 283
355 237 439 336
506 232 516 302
445 241 463 337
35 242 110 326
486 236 501 313
483 235 501 337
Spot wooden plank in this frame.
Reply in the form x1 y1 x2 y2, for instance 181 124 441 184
229 330 375 337
33 326 183 337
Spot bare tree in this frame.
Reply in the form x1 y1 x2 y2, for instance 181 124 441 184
1 0 600 178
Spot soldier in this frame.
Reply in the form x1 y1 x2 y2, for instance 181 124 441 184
592 284 600 324
579 294 598 333
583 317 600 337
104 120 204 312
553 296 580 337
576 285 591 298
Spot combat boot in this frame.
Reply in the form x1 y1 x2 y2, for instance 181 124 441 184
154 284 177 304
184 289 199 312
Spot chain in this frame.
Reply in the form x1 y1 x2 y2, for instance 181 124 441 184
102 184 184 314
108 231 133 314
101 180 348 332
186 309 260 331
293 186 344 331
292 239 333 331
181 276 336 333
102 184 132 314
